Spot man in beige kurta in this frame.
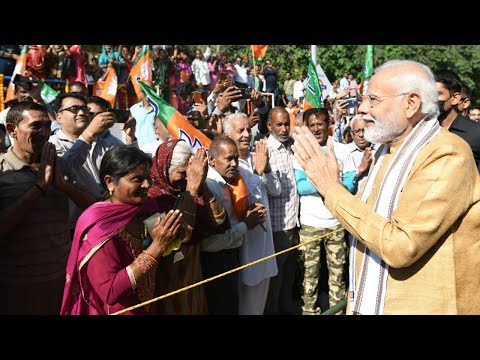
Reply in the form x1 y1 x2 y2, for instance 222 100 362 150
291 60 480 315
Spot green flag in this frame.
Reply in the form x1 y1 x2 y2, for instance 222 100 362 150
39 80 60 104
363 45 374 79
303 58 323 110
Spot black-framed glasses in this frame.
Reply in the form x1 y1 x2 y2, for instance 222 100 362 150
57 105 90 114
364 92 410 108
350 128 365 135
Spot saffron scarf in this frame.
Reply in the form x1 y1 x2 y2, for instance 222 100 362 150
60 198 158 315
227 173 250 218
349 117 440 315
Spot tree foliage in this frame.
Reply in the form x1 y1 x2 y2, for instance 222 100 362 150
217 45 480 102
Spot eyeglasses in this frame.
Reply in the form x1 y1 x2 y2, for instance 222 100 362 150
364 92 410 108
57 105 90 114
350 128 365 135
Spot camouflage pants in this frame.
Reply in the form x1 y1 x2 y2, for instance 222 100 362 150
298 224 346 315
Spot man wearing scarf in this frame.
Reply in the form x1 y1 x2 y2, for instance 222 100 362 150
200 135 267 314
292 60 480 315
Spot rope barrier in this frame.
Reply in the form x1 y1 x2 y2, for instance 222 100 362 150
111 226 345 315
0 74 4 111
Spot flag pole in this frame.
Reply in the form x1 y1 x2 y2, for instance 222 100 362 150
251 46 258 90
311 45 317 66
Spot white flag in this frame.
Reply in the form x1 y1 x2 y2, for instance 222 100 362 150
316 64 332 101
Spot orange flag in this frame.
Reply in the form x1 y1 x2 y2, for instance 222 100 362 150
251 45 268 59
93 66 118 108
5 45 28 103
130 45 152 101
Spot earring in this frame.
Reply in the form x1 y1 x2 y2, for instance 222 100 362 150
109 188 113 196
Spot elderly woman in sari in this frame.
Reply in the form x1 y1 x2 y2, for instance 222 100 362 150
148 139 227 315
60 145 182 315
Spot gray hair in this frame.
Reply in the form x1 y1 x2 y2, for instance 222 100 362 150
222 112 248 133
169 140 194 175
375 60 439 120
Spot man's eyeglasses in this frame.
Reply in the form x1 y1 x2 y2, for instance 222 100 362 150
364 92 410 108
350 128 365 135
57 105 90 115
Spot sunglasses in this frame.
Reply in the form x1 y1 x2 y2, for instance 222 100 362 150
57 105 90 114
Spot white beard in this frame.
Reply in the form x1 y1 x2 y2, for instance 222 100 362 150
363 114 407 144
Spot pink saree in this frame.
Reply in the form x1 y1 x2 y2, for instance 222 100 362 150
60 198 158 315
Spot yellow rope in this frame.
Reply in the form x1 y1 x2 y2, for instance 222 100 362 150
111 226 345 315
0 74 4 111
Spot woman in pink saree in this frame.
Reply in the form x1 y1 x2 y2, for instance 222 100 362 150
60 145 182 315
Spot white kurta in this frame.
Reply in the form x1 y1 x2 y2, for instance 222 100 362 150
237 156 280 286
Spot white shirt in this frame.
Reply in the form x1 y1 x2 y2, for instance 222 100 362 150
237 155 280 286
293 80 305 100
191 58 211 86
234 64 248 84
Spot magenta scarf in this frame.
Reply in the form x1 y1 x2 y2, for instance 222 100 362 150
60 198 158 315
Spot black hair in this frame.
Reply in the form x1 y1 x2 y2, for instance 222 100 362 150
434 69 462 95
461 84 471 99
6 101 48 126
52 92 87 112
87 96 111 111
0 123 6 135
99 145 152 194
69 81 88 95
303 108 329 125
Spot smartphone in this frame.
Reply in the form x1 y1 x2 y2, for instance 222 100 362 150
238 87 253 100
219 72 227 84
12 74 36 91
193 91 202 104
110 109 130 123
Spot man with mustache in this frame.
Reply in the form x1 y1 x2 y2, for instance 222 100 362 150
200 135 266 314
293 108 356 315
292 60 480 314
0 101 95 314
264 106 300 315
223 112 280 315
346 115 377 193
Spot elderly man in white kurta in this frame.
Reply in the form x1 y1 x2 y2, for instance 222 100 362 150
223 112 280 315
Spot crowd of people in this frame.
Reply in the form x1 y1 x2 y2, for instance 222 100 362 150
1 45 480 315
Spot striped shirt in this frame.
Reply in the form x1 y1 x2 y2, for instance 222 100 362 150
266 135 299 232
